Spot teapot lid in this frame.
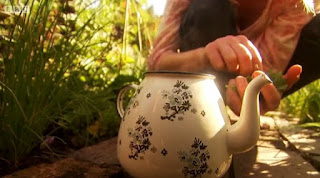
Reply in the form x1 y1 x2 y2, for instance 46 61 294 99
145 70 215 79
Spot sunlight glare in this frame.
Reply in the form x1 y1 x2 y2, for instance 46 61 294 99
88 0 100 9
147 0 167 16
306 171 319 175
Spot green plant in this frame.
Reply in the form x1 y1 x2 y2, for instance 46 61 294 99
0 0 97 163
0 0 157 166
280 79 320 124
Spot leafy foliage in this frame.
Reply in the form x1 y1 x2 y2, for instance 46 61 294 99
280 79 320 125
0 0 158 166
245 70 287 92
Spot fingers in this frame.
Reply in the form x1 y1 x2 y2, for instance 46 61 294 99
205 42 227 71
226 66 301 115
260 84 281 112
252 71 281 113
238 37 263 71
226 79 242 116
256 65 302 113
283 64 302 89
227 71 282 116
226 76 249 116
230 43 252 75
235 76 248 100
205 35 262 76
217 39 238 73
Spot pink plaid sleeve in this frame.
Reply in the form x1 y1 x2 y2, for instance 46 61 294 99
250 0 315 72
147 0 194 70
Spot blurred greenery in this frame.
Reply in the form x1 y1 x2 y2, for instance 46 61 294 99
280 79 320 128
0 0 159 167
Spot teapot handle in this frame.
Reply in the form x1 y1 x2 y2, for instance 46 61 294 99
117 84 139 119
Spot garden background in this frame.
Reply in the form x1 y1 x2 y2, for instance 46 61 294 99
0 0 319 175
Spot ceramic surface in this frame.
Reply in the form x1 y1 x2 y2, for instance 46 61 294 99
116 71 271 178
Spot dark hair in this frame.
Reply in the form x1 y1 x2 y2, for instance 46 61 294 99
179 0 237 51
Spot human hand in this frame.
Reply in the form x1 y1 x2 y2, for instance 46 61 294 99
226 65 302 115
204 35 262 76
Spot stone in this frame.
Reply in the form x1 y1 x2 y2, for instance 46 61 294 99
311 156 320 171
3 137 132 178
233 129 320 177
4 157 124 178
73 137 119 165
275 116 320 158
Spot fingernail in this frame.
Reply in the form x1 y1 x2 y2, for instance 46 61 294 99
236 76 247 82
252 71 261 78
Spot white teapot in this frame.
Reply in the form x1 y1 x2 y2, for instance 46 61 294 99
116 71 271 178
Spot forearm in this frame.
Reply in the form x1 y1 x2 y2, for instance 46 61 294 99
153 47 210 72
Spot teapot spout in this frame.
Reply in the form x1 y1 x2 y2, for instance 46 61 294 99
227 72 272 154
